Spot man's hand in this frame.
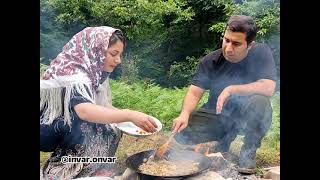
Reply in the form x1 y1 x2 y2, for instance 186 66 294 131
216 79 276 114
216 86 232 114
172 115 189 133
171 85 204 133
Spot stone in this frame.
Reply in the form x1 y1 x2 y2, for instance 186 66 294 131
186 171 227 180
206 152 224 158
264 166 280 180
114 168 139 180
206 153 229 171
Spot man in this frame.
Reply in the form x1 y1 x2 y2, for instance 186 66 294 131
172 15 277 174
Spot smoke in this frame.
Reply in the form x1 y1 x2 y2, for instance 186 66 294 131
40 1 86 64
265 33 280 91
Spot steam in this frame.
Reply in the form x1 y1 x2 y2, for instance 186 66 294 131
40 2 85 64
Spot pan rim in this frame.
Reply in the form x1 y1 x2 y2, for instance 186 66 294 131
125 149 212 178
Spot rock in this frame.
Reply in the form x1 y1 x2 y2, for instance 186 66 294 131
114 168 139 180
186 171 227 180
206 153 229 171
206 152 223 158
264 166 280 180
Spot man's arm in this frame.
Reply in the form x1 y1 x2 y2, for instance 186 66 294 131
227 79 276 97
216 79 276 114
172 85 205 133
180 85 205 117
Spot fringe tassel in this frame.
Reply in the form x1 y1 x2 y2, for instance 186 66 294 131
40 73 120 136
40 88 63 125
40 83 94 127
96 78 112 106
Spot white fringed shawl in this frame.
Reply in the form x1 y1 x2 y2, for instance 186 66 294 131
40 72 115 130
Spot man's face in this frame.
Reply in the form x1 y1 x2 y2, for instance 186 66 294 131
222 29 254 63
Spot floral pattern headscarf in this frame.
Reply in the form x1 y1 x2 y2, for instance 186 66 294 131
40 26 121 127
42 26 118 89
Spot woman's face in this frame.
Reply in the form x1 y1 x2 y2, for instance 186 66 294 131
104 40 124 72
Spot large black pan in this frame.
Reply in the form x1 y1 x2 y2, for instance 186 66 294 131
125 149 212 178
174 108 229 145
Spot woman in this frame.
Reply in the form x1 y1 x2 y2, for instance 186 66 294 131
40 26 157 180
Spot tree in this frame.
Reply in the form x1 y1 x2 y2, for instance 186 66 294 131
40 0 280 88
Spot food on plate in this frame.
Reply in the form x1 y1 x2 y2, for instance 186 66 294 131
136 130 148 134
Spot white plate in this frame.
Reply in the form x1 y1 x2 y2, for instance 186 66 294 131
115 116 162 136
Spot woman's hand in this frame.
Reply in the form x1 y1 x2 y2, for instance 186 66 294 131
125 109 158 133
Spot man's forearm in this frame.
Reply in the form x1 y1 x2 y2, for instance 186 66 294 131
180 86 204 118
227 79 276 97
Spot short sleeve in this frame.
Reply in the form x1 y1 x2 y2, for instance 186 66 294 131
69 88 93 108
191 60 212 90
251 44 277 81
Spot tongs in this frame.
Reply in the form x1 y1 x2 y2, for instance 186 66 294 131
153 131 177 160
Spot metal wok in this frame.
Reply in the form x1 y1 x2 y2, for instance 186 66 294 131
125 149 211 178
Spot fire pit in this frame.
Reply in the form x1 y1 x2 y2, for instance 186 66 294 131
125 149 212 179
118 138 266 180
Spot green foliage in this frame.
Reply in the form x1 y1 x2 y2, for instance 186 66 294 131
40 58 48 76
41 0 280 87
209 22 226 37
47 0 194 47
265 91 280 150
40 151 51 166
110 79 185 130
110 79 208 130
41 0 72 63
232 0 280 41
168 56 200 87
119 55 140 82
209 0 280 41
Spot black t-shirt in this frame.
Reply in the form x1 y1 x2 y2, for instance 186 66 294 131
191 43 277 109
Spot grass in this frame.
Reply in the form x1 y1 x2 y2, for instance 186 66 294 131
110 80 209 131
40 151 51 167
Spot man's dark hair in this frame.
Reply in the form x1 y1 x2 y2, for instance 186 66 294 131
109 30 126 48
225 15 258 44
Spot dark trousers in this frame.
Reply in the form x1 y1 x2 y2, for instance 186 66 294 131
219 94 273 149
175 95 272 150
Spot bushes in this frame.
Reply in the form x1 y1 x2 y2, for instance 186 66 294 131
265 91 280 150
40 58 48 76
110 79 208 130
42 0 280 88
168 56 200 88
